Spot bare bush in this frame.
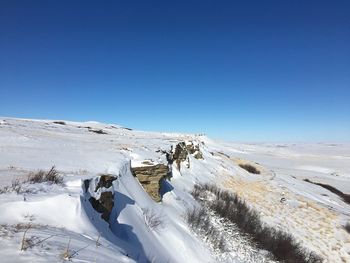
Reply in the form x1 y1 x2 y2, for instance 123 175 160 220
143 209 163 230
191 183 323 263
239 163 260 174
28 166 63 185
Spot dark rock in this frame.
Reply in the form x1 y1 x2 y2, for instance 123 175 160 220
95 175 117 191
89 191 114 222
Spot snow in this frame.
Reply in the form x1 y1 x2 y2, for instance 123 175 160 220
0 117 349 262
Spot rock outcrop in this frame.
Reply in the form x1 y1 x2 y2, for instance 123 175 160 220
131 164 168 202
86 175 117 222
89 191 114 222
171 141 204 170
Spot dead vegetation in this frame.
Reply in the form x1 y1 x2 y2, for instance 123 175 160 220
190 183 323 263
185 207 226 251
0 179 32 194
143 208 164 230
0 166 63 195
28 166 63 185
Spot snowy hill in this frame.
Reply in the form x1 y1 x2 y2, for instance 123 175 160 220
0 118 349 262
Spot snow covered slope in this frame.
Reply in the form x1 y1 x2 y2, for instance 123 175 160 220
0 118 349 262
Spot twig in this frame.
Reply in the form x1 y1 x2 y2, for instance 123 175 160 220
20 224 31 251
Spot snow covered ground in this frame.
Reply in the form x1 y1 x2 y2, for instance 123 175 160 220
0 117 349 262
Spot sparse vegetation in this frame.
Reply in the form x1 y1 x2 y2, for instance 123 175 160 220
190 183 323 263
239 163 260 174
143 208 163 230
0 167 63 194
20 224 32 251
0 186 10 194
28 166 63 185
61 237 73 260
11 179 22 194
0 179 26 194
185 207 226 251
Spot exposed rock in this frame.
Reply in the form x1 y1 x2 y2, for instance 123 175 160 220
173 142 188 162
89 192 114 222
88 175 117 222
194 151 203 159
171 141 204 170
187 141 204 159
141 160 154 165
131 164 169 202
95 174 117 191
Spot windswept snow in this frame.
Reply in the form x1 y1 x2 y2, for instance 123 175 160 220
0 117 349 262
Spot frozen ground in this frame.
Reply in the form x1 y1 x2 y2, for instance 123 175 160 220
0 117 349 262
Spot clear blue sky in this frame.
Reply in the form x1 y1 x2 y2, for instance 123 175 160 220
0 1 349 141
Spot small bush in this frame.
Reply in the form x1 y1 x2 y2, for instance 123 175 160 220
28 166 63 185
239 163 260 174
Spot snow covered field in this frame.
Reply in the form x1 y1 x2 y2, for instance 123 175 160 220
0 118 349 262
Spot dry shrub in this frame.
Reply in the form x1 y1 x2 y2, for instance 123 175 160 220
143 209 163 230
28 166 63 185
11 179 22 193
185 207 226 251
